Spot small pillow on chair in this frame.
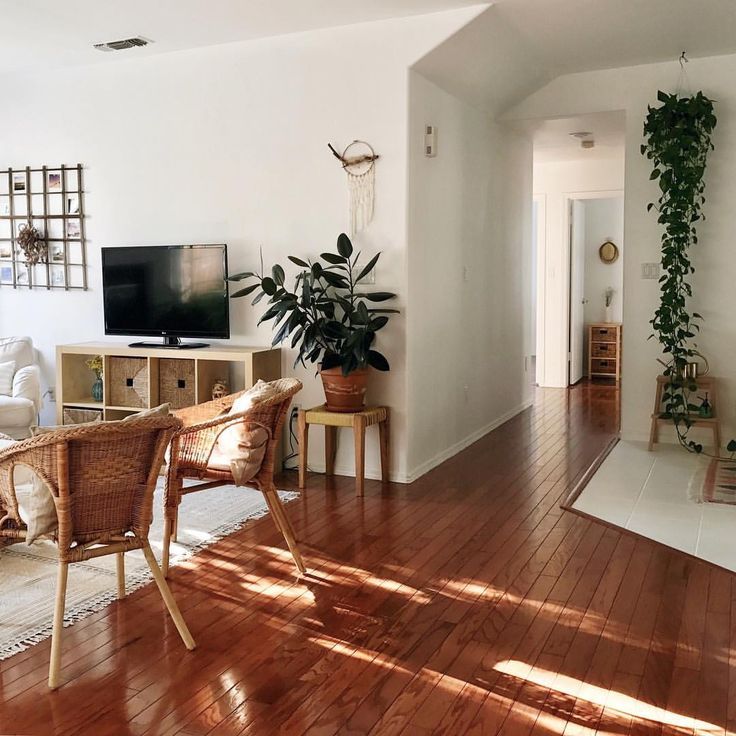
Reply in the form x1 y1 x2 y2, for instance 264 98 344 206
0 433 57 544
210 424 270 485
23 470 59 545
0 361 15 396
212 380 279 485
122 403 170 420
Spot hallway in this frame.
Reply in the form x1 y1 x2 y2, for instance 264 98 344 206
0 383 733 735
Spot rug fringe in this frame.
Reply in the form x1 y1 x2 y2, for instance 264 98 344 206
0 490 299 661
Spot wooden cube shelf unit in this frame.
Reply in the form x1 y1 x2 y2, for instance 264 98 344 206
587 323 622 381
56 343 281 424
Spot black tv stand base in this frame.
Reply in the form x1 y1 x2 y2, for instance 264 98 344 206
128 339 210 350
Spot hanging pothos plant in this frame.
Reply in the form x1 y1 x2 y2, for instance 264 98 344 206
642 90 717 453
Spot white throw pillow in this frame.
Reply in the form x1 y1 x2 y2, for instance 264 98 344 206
212 380 280 485
0 361 15 396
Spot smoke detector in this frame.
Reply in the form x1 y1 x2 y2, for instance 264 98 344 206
94 37 152 52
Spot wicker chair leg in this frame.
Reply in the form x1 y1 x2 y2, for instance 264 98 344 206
262 486 306 575
162 517 173 578
48 562 69 689
142 544 196 651
116 553 126 599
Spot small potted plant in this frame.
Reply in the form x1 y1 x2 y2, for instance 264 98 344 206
229 233 397 412
86 355 104 402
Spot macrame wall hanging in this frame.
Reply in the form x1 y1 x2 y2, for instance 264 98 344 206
328 140 380 236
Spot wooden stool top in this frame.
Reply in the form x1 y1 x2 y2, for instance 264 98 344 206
304 405 388 428
655 374 717 385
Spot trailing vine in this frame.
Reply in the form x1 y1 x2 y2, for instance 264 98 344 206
642 90 716 453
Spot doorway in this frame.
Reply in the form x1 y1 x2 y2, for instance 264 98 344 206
527 111 626 392
567 193 624 385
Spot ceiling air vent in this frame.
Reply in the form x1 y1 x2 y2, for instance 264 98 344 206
94 37 152 52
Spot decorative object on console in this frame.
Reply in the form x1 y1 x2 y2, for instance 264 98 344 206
604 287 614 323
328 141 379 236
211 378 229 400
229 233 397 413
85 355 104 402
0 164 87 290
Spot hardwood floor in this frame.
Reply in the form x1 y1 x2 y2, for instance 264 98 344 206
1 381 734 735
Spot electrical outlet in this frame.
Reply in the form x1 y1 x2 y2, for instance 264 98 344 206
47 387 55 401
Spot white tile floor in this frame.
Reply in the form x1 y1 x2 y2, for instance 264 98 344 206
572 440 736 572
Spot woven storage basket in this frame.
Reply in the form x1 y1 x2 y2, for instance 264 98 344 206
63 407 103 425
159 358 195 410
108 357 148 408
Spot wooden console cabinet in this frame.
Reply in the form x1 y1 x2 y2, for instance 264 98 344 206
56 342 281 424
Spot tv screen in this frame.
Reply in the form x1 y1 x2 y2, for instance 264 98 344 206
102 245 229 340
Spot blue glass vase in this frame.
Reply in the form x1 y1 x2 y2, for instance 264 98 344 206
91 377 103 402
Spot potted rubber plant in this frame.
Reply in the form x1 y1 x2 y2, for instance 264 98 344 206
229 233 398 412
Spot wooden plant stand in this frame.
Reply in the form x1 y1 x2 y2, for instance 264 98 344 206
297 405 390 496
648 374 721 451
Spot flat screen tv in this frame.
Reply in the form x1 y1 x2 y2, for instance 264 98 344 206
102 244 229 348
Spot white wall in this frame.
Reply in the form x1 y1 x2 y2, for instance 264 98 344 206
406 71 534 479
511 53 736 445
533 157 624 387
0 10 478 482
583 197 624 326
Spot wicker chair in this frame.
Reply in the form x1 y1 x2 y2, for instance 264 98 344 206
163 377 305 578
0 416 196 689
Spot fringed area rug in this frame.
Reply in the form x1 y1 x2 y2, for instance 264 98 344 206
0 479 298 660
696 458 736 504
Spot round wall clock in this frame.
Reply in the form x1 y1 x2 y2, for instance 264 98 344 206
599 240 619 264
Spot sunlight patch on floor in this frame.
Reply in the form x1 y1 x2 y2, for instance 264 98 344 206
493 659 720 732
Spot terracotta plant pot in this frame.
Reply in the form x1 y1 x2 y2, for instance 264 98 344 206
320 366 369 413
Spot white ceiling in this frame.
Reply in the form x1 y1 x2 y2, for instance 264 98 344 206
496 0 736 77
514 111 626 163
0 0 489 75
414 0 736 113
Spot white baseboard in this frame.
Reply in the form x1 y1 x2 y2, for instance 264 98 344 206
288 399 533 486
404 399 534 484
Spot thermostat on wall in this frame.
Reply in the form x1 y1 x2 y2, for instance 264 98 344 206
424 125 437 157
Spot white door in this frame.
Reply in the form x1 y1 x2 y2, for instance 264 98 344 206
568 200 586 384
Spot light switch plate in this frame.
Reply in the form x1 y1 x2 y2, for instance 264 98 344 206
641 262 660 279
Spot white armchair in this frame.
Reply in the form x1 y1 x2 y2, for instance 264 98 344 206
0 337 42 439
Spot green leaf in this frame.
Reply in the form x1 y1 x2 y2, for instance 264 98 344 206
321 253 346 265
231 283 260 298
337 233 353 258
355 291 396 302
727 440 736 452
261 277 277 296
272 264 285 286
366 350 390 371
228 271 256 281
321 271 349 288
355 253 380 283
288 256 309 268
321 353 342 371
